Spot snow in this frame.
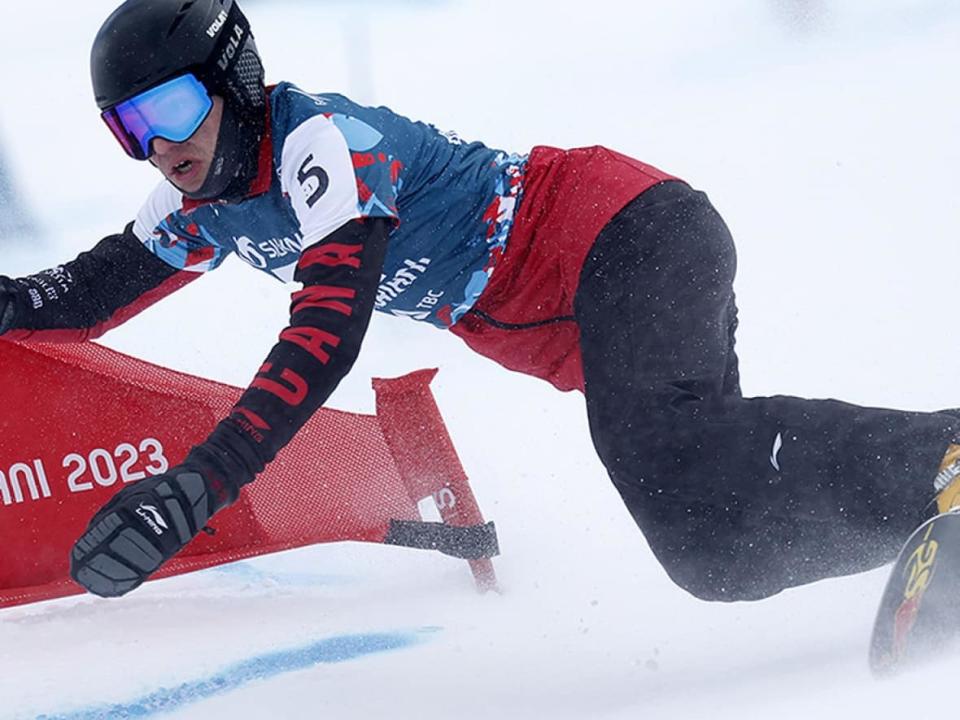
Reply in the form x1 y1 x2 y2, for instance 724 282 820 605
1 0 959 718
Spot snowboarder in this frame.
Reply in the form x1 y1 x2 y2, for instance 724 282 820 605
1 0 958 601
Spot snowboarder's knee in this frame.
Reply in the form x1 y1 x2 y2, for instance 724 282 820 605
666 567 783 602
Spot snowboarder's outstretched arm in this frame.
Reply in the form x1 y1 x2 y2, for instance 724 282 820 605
187 215 392 494
69 216 391 598
0 224 198 341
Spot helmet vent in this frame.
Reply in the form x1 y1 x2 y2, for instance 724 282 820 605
167 1 197 38
231 48 266 112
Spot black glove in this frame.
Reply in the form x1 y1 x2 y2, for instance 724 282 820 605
70 466 235 598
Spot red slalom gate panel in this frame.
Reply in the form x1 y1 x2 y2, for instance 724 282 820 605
374 371 498 592
0 339 497 608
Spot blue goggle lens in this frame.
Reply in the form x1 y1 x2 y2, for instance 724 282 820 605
101 74 213 161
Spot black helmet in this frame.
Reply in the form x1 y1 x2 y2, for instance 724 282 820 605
92 0 267 200
92 0 265 121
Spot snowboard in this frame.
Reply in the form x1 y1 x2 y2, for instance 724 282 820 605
870 509 960 675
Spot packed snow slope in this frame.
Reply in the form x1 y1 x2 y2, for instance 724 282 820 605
1 1 959 718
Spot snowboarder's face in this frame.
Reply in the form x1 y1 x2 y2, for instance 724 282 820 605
149 96 224 194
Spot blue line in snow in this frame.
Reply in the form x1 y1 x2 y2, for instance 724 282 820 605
208 561 357 588
38 629 439 720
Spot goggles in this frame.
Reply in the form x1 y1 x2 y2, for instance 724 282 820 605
101 73 213 161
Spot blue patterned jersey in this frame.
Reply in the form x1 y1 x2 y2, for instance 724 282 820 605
133 82 526 328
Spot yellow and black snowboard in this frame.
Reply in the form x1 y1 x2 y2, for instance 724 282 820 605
870 509 960 674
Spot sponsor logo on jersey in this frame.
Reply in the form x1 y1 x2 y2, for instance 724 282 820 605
27 287 43 310
375 258 432 309
235 235 303 269
285 87 328 107
24 265 73 307
437 128 464 146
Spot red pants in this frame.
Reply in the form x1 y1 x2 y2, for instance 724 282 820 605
450 145 674 391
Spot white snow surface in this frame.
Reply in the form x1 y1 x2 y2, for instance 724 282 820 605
1 1 960 718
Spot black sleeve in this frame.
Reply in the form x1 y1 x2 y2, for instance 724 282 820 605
183 217 391 494
0 223 196 341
